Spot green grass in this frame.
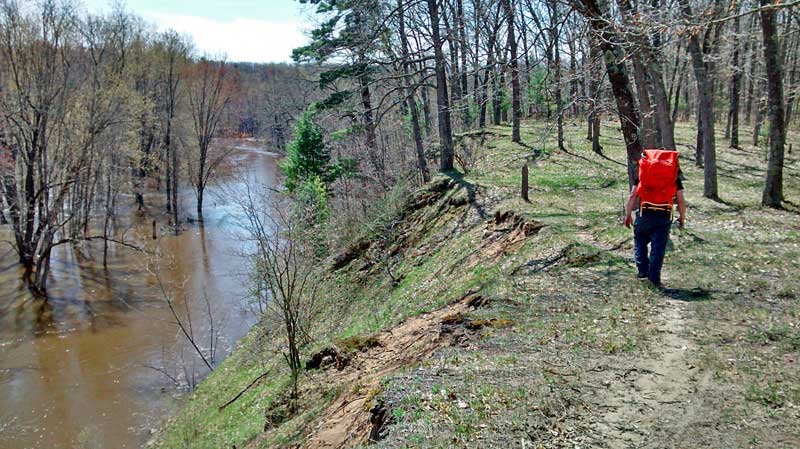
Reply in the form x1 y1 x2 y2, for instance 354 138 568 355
156 116 800 448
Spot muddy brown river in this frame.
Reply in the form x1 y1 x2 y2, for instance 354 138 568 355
0 141 280 449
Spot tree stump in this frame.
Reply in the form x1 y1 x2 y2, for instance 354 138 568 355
521 164 529 202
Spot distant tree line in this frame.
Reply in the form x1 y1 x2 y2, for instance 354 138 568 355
0 0 319 294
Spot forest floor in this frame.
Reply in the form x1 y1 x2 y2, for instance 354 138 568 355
154 118 800 449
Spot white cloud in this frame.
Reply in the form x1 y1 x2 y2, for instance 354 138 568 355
144 13 308 63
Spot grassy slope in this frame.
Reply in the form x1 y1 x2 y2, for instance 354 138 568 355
155 118 799 448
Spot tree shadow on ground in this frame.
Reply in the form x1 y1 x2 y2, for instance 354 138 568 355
443 170 488 219
513 140 542 158
709 195 747 212
779 200 800 215
562 146 627 169
662 287 714 302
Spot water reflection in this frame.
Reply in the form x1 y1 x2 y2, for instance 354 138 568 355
0 141 279 449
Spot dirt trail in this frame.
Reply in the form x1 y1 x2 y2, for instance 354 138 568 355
588 297 707 448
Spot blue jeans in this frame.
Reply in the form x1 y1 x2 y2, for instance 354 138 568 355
633 213 672 285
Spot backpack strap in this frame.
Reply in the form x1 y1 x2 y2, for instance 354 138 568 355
640 201 674 220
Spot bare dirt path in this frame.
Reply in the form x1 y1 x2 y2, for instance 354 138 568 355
587 297 707 448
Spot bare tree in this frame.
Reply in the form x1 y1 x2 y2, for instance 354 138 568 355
502 0 522 143
398 0 431 183
185 57 237 220
155 31 190 228
239 186 321 412
428 0 456 172
679 0 718 199
575 0 643 186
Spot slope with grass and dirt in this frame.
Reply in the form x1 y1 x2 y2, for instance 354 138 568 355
154 119 799 449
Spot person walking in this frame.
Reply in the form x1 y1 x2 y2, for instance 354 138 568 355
623 149 687 288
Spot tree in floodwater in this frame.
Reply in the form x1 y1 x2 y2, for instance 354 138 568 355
185 57 237 220
154 31 191 228
0 0 137 293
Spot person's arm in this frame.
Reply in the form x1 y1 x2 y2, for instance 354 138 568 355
623 185 638 228
676 189 687 228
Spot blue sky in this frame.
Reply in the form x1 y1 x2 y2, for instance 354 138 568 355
82 0 313 63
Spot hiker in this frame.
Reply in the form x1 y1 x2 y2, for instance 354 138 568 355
623 149 687 288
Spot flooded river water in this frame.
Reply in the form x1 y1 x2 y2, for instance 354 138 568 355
0 141 279 448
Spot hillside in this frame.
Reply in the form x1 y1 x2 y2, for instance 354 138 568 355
154 119 800 449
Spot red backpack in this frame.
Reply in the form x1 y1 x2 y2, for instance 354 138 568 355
637 149 679 208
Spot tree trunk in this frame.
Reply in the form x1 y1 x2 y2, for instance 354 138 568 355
521 9 533 117
619 0 674 149
745 18 759 125
632 58 656 148
784 33 800 125
479 69 489 128
569 39 580 117
672 70 685 125
644 44 676 150
481 15 499 128
500 69 509 123
680 0 718 199
695 104 704 165
551 0 564 151
760 0 785 207
593 111 602 155
753 93 766 146
171 136 179 228
682 76 691 121
32 236 53 295
502 0 521 143
398 0 430 183
577 0 643 186
492 59 502 125
442 6 462 132
729 10 742 148
427 0 455 172
419 64 433 137
456 0 470 128
197 186 204 220
359 72 383 178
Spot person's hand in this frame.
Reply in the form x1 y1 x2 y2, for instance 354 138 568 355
623 214 633 228
677 216 685 229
